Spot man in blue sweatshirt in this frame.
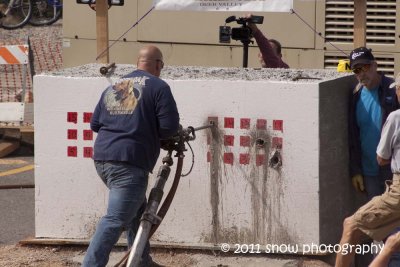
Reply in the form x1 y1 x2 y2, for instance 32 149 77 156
83 45 180 267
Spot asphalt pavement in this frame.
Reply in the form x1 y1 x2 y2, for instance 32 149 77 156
0 154 35 245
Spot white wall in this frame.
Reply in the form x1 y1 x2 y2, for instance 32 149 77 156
34 74 321 247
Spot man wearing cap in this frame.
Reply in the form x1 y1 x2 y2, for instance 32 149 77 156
348 47 398 201
335 75 400 267
335 49 399 267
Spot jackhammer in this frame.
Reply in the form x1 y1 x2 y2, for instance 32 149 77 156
115 122 215 267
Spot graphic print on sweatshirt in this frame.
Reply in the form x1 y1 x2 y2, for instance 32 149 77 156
104 77 146 115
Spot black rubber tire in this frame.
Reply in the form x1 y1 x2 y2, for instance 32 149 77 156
29 0 61 26
1 0 33 30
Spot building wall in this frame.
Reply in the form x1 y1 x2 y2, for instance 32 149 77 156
62 0 321 69
63 1 400 75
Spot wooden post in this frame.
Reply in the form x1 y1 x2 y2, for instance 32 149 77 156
96 0 109 63
353 0 367 48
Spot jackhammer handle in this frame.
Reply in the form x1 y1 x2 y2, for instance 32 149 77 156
189 122 215 140
192 123 214 132
100 62 116 75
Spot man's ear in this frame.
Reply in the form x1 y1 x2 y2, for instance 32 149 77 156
371 61 378 70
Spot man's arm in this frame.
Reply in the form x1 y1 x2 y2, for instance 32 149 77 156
377 155 391 166
90 96 103 133
251 29 288 68
377 113 396 166
348 89 363 177
244 14 288 68
155 85 180 139
370 233 400 267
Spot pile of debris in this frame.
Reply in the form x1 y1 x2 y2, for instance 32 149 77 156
0 126 34 157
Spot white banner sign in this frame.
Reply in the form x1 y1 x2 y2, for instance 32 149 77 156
154 0 293 12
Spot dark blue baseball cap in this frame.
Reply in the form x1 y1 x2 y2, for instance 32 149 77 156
349 47 375 69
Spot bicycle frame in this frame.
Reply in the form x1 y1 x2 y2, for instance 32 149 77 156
2 0 17 16
29 0 62 26
46 0 62 8
0 0 33 29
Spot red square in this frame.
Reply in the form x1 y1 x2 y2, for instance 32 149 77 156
83 130 93 140
224 135 234 146
224 153 234 165
240 136 251 147
224 117 234 128
67 129 78 140
257 119 267 130
239 154 250 165
273 120 283 132
256 154 265 166
67 112 78 124
272 137 283 149
83 112 93 123
83 147 93 158
67 146 77 157
207 151 211 162
240 118 250 129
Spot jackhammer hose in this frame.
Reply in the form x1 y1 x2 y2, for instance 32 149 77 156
149 155 183 236
114 155 184 267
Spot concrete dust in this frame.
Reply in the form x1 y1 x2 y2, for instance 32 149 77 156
0 245 81 267
0 244 333 267
47 64 350 83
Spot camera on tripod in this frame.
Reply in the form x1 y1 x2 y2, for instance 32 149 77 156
219 15 264 43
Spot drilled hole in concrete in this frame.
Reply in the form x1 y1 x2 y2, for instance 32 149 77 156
269 150 282 169
256 138 265 147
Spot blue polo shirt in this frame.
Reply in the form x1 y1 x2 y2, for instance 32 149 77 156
356 86 382 176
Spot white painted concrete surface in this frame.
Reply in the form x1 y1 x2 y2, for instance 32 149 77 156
34 66 352 250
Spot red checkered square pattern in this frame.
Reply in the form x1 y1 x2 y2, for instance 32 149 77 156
207 116 283 166
67 112 94 158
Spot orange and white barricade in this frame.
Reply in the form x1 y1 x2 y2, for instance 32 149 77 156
0 43 30 122
0 45 29 65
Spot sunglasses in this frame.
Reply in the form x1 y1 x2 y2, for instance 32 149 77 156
352 64 371 75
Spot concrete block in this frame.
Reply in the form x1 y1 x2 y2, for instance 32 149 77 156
34 64 357 251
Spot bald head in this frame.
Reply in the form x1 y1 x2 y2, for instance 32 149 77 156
137 45 164 77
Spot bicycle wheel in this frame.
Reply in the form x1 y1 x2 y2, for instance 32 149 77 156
29 0 62 26
1 0 32 30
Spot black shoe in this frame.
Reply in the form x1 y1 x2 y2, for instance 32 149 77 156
147 260 165 267
140 259 165 267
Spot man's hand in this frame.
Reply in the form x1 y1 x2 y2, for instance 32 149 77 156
385 232 400 254
244 13 258 33
370 232 400 267
352 174 365 192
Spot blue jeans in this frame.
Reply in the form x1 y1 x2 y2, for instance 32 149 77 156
82 161 151 267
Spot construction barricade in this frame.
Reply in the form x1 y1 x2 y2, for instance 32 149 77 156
0 38 32 122
0 38 34 157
